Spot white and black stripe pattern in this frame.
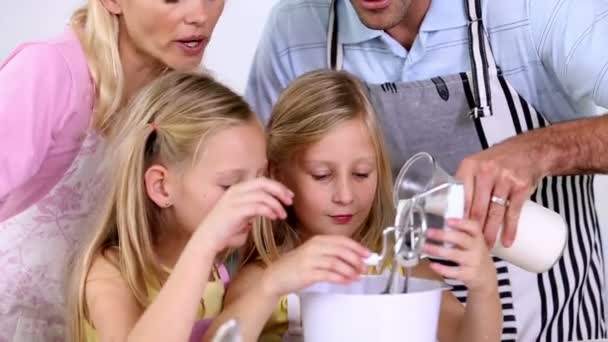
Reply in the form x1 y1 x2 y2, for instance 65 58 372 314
326 0 343 70
457 71 519 342
327 0 606 340
464 0 493 118
496 77 606 341
464 0 606 336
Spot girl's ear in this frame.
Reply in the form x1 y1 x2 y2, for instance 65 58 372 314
144 164 173 208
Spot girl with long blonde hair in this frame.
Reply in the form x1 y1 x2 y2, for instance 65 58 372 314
205 70 502 342
67 71 293 342
0 0 225 339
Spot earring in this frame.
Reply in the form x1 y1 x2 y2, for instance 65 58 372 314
164 200 172 208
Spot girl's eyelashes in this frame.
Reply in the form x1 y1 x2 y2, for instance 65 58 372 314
311 173 330 181
353 172 370 179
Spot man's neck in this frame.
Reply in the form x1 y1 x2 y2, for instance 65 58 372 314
386 0 432 50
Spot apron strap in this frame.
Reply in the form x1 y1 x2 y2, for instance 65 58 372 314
326 0 343 70
286 294 302 336
464 0 499 118
327 0 499 119
216 264 230 288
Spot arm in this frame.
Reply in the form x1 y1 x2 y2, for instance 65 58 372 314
244 4 293 123
423 219 502 342
500 115 608 177
456 0 608 247
86 235 217 342
203 264 281 342
0 44 71 209
89 178 295 342
203 235 370 342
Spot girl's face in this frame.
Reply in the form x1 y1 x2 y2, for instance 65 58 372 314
170 119 267 246
279 118 378 239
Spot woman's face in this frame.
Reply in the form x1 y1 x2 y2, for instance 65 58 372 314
106 0 225 70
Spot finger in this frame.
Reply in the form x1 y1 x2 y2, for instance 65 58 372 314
306 236 366 273
314 240 368 273
315 255 362 280
317 235 370 257
426 228 474 250
241 178 294 205
242 203 279 221
470 169 495 227
455 159 475 218
502 190 528 247
445 218 483 237
423 243 466 265
309 269 352 285
238 192 287 219
430 262 462 280
483 179 510 248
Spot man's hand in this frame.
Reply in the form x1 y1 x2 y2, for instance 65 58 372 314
455 135 548 248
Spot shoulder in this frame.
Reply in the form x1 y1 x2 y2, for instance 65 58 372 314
84 250 142 338
1 29 94 111
267 0 332 47
482 0 530 29
87 249 125 291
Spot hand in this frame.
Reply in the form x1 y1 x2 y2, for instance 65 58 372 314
261 235 370 298
196 177 294 254
455 137 546 247
424 219 497 294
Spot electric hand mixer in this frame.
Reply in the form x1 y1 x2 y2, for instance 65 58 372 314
364 152 567 294
364 152 464 294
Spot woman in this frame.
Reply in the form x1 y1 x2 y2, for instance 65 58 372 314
0 0 224 340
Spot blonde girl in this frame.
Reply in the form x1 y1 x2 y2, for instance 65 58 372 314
0 0 225 339
67 71 293 342
205 70 502 342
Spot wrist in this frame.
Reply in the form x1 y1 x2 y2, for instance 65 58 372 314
518 130 554 179
260 268 283 301
529 123 578 177
536 134 561 177
192 228 224 257
467 271 499 300
466 261 498 299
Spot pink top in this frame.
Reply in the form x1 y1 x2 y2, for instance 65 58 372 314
0 29 95 221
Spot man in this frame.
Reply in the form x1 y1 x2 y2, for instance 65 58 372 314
246 0 608 341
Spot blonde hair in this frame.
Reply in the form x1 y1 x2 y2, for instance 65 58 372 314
71 1 162 134
66 71 254 341
250 70 394 265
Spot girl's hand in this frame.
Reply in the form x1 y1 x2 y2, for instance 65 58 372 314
261 235 370 298
197 177 294 254
423 218 497 295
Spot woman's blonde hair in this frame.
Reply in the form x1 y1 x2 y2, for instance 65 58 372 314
250 70 394 265
71 1 162 133
66 71 254 341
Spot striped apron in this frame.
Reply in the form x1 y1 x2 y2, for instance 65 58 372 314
327 0 606 340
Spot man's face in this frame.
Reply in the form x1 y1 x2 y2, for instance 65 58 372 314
350 0 412 30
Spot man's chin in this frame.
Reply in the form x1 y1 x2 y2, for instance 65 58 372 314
351 0 409 31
